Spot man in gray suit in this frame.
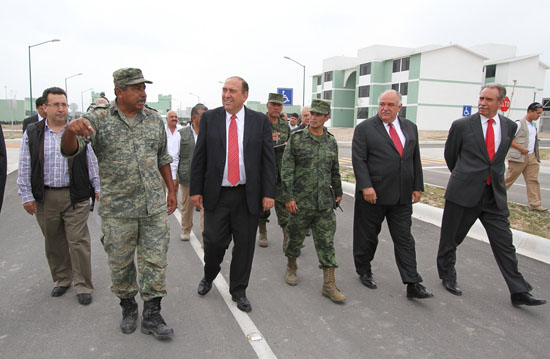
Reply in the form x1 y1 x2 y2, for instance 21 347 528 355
437 83 546 307
352 89 432 299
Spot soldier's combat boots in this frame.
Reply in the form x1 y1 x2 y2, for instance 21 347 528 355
119 297 138 334
285 258 298 286
141 297 174 340
322 268 346 303
282 227 289 251
258 221 268 247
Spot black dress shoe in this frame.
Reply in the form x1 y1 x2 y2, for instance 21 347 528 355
406 283 434 299
51 286 70 297
197 278 212 296
511 292 547 307
359 273 377 289
442 279 462 296
232 296 252 312
77 293 92 305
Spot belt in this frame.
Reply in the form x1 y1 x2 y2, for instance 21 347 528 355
44 186 69 190
221 184 245 190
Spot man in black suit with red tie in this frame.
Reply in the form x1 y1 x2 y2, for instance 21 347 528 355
352 89 432 299
190 76 276 312
437 83 546 307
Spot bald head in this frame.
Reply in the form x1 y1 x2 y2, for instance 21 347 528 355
166 111 179 130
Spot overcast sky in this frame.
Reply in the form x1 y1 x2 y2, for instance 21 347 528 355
1 0 548 112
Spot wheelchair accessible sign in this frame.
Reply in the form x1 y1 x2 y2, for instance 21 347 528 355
277 88 293 105
462 105 472 117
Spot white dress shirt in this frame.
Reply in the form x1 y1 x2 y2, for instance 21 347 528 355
526 119 537 154
384 116 406 147
222 106 246 186
165 123 183 179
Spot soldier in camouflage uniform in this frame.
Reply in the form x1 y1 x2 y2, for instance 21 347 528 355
61 68 176 339
281 99 346 303
258 93 291 248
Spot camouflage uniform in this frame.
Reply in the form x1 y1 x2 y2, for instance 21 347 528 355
65 70 172 301
281 126 342 268
259 115 291 226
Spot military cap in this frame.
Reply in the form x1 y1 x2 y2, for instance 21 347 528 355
268 93 284 105
113 68 153 87
310 99 331 115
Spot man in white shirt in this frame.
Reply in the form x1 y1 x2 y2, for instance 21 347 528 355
165 110 182 196
505 102 546 211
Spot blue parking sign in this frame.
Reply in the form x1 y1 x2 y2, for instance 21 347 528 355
462 105 472 117
277 88 293 105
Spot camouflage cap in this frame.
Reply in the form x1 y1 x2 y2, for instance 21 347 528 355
113 68 153 87
310 99 331 115
268 93 284 105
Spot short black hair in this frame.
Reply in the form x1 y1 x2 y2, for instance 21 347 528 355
527 102 542 112
42 87 67 103
191 103 208 118
35 96 45 107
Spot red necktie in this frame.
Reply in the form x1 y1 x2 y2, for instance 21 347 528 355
227 114 240 186
389 122 403 157
486 118 495 185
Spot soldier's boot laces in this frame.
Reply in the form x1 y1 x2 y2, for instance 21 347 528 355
141 297 174 340
282 226 289 251
119 298 138 334
258 221 268 247
322 268 346 303
285 258 298 286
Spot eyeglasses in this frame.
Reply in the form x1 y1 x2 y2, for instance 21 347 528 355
46 103 68 109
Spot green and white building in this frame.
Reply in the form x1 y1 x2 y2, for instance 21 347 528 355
312 44 548 130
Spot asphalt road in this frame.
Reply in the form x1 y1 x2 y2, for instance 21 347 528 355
1 171 549 359
338 142 550 209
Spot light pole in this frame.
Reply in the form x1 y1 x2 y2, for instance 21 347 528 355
65 73 83 100
189 92 200 103
28 39 60 114
81 88 93 114
284 56 306 107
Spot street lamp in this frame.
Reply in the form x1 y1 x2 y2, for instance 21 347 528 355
81 88 93 114
189 92 200 103
28 39 60 114
284 56 306 107
65 73 83 99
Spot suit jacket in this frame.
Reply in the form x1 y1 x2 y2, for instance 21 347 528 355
22 114 39 133
190 106 276 215
352 115 423 205
444 112 517 209
0 123 7 213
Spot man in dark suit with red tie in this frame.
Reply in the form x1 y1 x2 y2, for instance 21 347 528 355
352 89 432 299
437 83 546 307
190 76 276 312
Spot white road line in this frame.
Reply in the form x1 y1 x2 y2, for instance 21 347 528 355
511 183 550 191
423 166 449 170
173 209 277 359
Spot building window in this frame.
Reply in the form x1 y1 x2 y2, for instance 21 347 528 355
358 85 370 98
316 93 321 99
392 59 401 73
391 83 399 91
357 107 369 119
400 82 408 96
323 91 332 100
359 62 371 76
317 76 321 85
324 71 333 82
399 106 407 118
401 57 410 71
485 65 496 78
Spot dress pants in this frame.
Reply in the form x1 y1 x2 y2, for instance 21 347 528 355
505 153 543 208
203 185 259 298
353 198 422 283
180 184 204 234
35 188 93 294
437 186 532 294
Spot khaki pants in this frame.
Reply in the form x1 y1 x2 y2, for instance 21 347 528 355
180 184 204 234
505 153 542 208
36 189 93 294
